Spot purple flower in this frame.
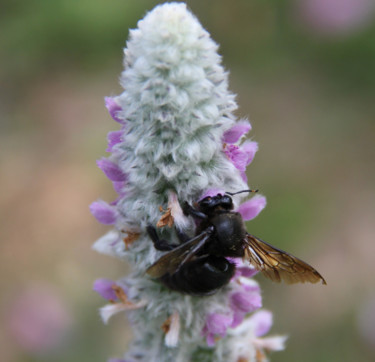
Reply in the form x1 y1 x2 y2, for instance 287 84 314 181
93 279 118 301
105 97 124 124
236 266 258 278
97 158 127 182
112 181 126 195
229 287 262 327
237 195 266 221
106 130 123 152
248 310 273 337
224 145 248 171
223 121 251 144
241 141 258 166
6 284 72 354
227 258 258 279
202 313 233 346
224 141 258 176
296 0 375 36
90 200 118 225
230 289 262 313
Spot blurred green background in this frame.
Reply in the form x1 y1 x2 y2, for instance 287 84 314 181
1 1 375 361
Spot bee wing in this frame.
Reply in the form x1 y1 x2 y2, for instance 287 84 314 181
244 233 326 285
146 230 212 278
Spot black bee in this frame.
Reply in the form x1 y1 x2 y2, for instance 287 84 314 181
146 191 326 295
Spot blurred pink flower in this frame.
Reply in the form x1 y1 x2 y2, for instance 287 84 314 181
296 0 375 36
249 310 273 337
237 194 267 221
93 278 118 301
230 287 262 328
90 200 118 224
7 284 72 354
106 130 123 152
223 120 252 144
105 97 124 124
202 313 233 346
97 158 128 182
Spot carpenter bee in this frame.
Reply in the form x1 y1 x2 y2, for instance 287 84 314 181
146 191 326 295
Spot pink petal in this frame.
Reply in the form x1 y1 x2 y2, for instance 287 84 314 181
112 181 125 195
223 121 251 144
242 141 258 165
105 97 124 124
224 145 248 171
90 200 117 224
205 313 233 336
7 285 72 354
93 279 117 301
97 158 127 182
297 0 375 36
249 310 273 337
237 195 266 221
237 266 259 278
203 313 233 346
230 290 262 313
230 310 245 328
205 333 216 347
106 130 123 152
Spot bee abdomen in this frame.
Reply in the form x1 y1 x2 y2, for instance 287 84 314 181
160 256 235 296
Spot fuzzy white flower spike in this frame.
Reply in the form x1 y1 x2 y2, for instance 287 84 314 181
91 3 289 362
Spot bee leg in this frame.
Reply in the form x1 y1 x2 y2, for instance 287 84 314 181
175 228 190 244
182 201 207 219
146 225 179 251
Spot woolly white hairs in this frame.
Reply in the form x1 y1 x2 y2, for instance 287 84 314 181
91 3 285 362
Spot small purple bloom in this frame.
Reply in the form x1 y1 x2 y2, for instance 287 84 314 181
236 266 258 278
230 290 262 314
224 145 248 171
112 181 126 195
296 0 375 36
228 258 258 279
93 279 118 301
105 97 124 124
6 284 72 354
241 141 258 165
90 200 117 225
224 141 258 173
223 121 251 144
248 310 273 337
106 130 123 152
237 195 266 221
97 158 127 182
202 313 233 346
229 287 262 328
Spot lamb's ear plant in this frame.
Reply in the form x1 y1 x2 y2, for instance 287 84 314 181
91 3 286 361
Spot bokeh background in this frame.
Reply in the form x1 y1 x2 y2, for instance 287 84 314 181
1 1 375 361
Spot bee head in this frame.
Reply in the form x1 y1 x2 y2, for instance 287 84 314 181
198 194 234 215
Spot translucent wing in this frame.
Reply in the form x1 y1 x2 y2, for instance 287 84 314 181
146 230 211 278
244 233 326 285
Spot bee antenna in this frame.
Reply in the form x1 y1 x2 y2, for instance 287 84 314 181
226 189 259 196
